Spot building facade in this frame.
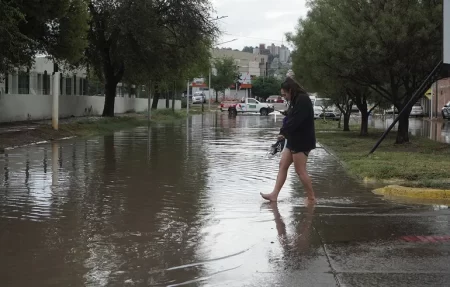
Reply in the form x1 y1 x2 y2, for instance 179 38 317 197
211 48 268 78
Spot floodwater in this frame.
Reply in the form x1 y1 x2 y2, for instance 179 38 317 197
1 114 450 286
365 115 450 144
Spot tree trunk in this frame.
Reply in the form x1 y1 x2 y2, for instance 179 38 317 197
102 81 118 117
215 90 218 102
172 88 175 111
101 46 124 117
152 91 160 109
359 109 369 136
343 112 351 131
166 89 170 109
396 111 410 144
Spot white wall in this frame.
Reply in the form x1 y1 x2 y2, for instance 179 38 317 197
0 94 181 122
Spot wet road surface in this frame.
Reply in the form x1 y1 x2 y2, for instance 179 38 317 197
365 115 450 144
1 113 450 287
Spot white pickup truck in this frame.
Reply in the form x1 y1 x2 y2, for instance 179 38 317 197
228 98 275 116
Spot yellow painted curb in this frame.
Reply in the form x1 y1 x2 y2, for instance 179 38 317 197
373 185 450 199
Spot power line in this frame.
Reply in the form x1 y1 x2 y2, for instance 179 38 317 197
221 33 286 44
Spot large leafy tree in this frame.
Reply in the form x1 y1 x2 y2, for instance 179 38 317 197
242 46 254 53
87 0 218 117
251 76 282 100
209 57 239 102
0 0 89 75
290 0 443 143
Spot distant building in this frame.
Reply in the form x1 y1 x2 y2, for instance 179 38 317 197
279 45 291 63
212 48 268 78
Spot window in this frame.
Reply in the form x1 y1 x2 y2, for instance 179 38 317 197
43 71 50 95
247 98 257 104
73 75 77 95
5 73 8 94
18 72 30 94
66 77 72 95
83 79 88 95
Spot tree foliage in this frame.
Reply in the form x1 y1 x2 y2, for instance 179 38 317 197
251 76 282 99
209 57 239 102
0 0 89 75
289 0 443 143
242 46 254 53
87 0 219 116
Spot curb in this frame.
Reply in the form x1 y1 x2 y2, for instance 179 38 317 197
373 185 450 200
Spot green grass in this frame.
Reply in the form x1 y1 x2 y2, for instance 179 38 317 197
315 120 450 189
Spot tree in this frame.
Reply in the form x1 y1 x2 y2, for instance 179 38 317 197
0 0 89 76
242 46 254 53
291 0 443 144
251 76 282 100
209 57 239 102
86 0 218 117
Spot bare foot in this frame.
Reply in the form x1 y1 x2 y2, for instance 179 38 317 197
260 192 278 202
305 197 317 206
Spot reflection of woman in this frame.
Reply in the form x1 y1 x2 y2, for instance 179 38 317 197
269 202 315 255
261 77 316 202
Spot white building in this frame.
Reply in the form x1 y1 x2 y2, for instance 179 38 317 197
279 45 291 63
212 48 268 77
0 57 180 123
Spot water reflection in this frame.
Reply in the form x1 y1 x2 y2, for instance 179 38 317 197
368 116 450 144
0 113 449 286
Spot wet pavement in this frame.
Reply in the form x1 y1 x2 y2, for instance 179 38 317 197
1 113 450 287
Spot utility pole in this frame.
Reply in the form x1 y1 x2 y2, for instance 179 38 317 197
186 80 190 115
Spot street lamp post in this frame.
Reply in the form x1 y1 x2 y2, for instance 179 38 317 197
208 66 212 111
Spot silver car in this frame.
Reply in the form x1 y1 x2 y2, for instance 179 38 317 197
192 92 206 104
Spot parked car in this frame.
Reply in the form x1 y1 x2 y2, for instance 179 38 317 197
410 102 424 117
267 95 284 103
313 98 341 120
387 102 424 117
192 92 206 104
442 101 450 119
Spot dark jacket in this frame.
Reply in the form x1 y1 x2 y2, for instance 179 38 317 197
280 93 316 152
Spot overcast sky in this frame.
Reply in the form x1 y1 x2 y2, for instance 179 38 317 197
211 0 309 50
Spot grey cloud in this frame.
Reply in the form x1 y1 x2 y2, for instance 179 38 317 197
212 0 308 49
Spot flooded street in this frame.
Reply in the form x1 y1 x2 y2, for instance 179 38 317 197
1 114 450 286
365 115 450 144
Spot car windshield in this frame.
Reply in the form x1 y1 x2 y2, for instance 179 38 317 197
315 99 331 107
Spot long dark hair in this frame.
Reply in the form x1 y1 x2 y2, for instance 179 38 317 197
281 77 308 106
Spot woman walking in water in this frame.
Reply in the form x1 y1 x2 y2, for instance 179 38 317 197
261 76 316 202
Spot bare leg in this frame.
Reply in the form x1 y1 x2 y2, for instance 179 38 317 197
292 152 315 201
261 149 293 201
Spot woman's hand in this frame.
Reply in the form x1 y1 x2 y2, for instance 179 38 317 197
277 134 285 141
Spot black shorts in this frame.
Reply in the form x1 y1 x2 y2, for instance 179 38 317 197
286 142 310 157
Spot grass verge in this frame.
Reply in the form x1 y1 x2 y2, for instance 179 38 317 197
0 109 203 151
315 120 450 189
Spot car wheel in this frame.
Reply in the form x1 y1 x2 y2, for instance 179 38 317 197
260 108 269 116
228 108 237 116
